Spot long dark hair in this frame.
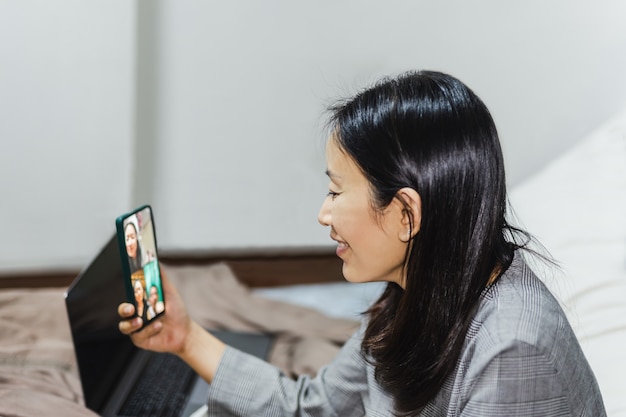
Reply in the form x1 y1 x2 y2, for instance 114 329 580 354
125 222 143 273
328 70 522 415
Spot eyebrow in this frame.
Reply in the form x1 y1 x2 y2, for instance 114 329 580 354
325 169 341 180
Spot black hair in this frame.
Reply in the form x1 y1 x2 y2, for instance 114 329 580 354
327 70 525 415
124 221 143 273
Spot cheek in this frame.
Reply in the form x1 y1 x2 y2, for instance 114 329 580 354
333 205 364 240
351 218 408 278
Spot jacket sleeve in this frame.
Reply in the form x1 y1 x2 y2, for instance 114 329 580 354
205 327 369 417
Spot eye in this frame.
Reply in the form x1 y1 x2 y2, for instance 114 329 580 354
327 190 340 200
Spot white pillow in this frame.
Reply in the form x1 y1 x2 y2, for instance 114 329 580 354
508 108 626 416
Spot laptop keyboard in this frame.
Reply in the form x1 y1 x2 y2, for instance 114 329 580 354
119 352 196 417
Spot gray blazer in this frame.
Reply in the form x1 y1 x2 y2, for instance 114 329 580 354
205 253 606 416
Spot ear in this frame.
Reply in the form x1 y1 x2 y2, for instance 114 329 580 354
395 187 421 242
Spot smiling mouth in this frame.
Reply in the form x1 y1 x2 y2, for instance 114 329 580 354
332 237 349 257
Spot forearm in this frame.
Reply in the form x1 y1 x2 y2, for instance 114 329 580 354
177 320 226 384
205 329 368 416
207 347 332 416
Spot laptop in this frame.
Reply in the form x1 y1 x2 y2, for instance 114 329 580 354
65 235 273 417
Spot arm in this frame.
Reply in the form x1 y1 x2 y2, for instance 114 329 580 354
119 268 370 416
206 327 369 416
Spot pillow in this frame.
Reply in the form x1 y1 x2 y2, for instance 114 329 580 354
508 108 626 416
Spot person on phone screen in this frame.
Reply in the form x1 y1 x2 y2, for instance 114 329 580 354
124 221 143 275
133 279 152 323
118 71 606 416
147 284 164 320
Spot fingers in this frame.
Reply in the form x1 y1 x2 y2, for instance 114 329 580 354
124 319 165 352
118 302 135 318
134 319 163 341
118 316 143 335
118 303 140 335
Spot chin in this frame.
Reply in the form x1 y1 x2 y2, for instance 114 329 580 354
342 264 371 284
341 264 355 283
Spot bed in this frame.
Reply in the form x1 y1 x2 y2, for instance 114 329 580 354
507 107 626 416
1 109 625 416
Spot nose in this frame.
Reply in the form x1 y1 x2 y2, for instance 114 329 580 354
318 197 331 227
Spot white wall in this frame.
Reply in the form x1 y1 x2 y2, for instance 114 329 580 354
0 1 135 272
1 0 626 272
140 0 626 252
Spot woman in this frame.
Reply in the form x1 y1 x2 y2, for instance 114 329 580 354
118 71 606 415
124 221 143 274
132 279 152 324
147 284 165 320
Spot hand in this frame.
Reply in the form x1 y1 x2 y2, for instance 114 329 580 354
118 265 226 383
118 268 191 356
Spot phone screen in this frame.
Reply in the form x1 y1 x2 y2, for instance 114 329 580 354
116 205 165 325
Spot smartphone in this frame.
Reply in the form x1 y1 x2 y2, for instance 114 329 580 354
115 204 165 327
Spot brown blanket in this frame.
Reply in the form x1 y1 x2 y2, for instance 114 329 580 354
0 262 359 416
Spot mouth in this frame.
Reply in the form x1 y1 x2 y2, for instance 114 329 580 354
331 235 349 257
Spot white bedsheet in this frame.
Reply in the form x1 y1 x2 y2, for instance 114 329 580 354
254 281 386 321
509 107 626 416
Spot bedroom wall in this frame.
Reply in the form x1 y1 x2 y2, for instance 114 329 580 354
1 0 626 274
0 1 136 272
135 0 626 252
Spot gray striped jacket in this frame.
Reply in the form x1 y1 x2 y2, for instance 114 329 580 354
206 253 606 416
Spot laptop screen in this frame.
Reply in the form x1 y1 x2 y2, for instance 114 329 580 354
65 235 138 412
65 235 274 416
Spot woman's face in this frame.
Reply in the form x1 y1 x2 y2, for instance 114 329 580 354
318 137 410 287
134 280 143 303
149 286 158 306
125 223 138 258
